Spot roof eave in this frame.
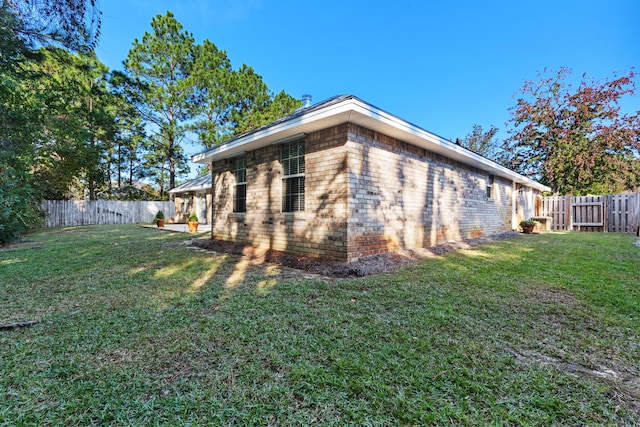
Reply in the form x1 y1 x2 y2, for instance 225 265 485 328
168 184 211 194
192 96 551 192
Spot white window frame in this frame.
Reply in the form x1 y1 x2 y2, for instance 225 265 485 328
281 140 305 213
233 157 246 213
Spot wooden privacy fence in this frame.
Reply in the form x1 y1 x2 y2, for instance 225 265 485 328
540 193 640 233
41 200 175 228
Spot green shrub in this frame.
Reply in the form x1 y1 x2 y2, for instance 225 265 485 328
152 210 165 225
0 165 44 244
520 219 538 227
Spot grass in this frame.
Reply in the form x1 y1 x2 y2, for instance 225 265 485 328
1 225 639 426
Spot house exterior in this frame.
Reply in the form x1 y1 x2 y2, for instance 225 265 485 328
168 174 211 224
192 95 550 261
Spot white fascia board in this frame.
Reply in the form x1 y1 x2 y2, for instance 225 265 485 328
192 97 551 192
191 101 355 164
168 183 211 193
346 99 551 192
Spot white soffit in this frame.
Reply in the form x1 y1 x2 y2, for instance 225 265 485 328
192 97 550 192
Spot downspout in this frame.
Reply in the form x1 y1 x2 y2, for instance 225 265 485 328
214 162 216 239
511 181 518 230
637 192 640 237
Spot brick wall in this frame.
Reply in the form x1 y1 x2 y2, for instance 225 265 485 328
210 124 350 260
346 123 519 260
209 122 540 261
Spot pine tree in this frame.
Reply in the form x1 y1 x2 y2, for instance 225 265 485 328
124 11 196 196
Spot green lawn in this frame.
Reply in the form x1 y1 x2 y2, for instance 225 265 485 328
1 225 639 426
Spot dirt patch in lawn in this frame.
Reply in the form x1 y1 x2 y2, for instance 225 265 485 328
0 239 41 251
190 232 520 278
509 348 640 412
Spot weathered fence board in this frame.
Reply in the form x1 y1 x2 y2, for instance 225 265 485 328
540 193 639 233
571 195 605 232
608 193 639 234
41 200 174 228
539 196 570 231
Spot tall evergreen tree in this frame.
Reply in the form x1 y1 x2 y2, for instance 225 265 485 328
0 6 45 242
226 66 299 137
189 41 301 147
25 47 115 199
189 39 235 148
0 0 103 242
124 11 301 196
124 11 196 196
107 70 151 199
3 0 100 51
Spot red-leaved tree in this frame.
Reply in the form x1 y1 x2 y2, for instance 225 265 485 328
504 68 640 195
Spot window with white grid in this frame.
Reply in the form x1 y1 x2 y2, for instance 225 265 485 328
281 140 305 212
233 157 246 213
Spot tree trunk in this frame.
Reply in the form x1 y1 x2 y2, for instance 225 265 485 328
168 135 175 202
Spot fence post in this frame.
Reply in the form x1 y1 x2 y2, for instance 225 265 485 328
635 192 640 236
604 196 609 233
568 196 573 231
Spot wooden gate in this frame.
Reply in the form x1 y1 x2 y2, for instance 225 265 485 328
571 196 605 232
540 193 639 233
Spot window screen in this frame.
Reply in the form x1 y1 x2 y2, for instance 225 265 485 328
233 157 246 213
281 140 305 212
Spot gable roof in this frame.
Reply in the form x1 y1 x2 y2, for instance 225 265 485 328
192 95 550 192
168 173 211 194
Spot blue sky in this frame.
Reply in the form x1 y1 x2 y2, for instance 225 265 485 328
96 0 639 151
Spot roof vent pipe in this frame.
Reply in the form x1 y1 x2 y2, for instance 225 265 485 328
301 94 312 108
